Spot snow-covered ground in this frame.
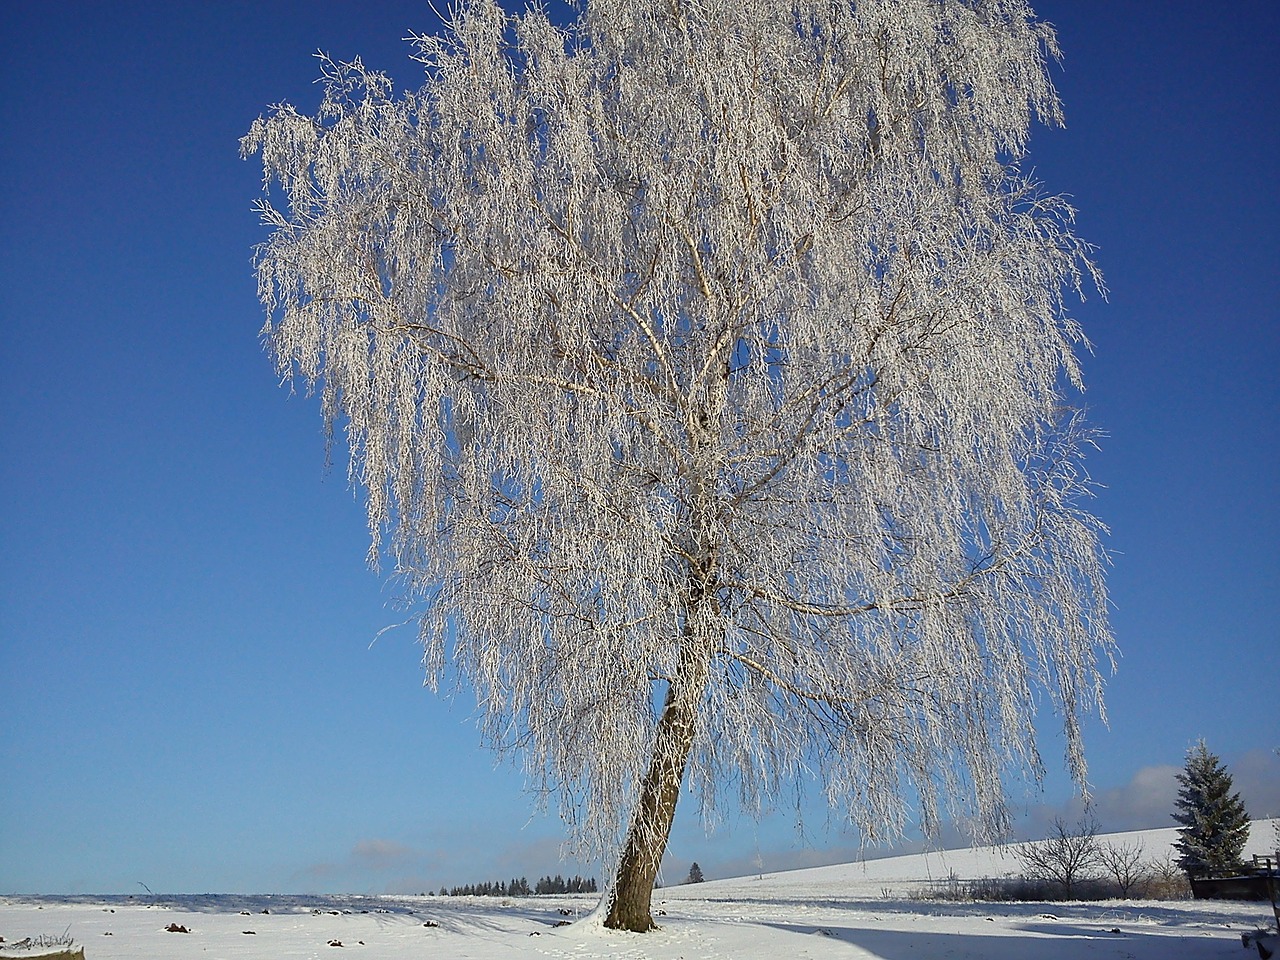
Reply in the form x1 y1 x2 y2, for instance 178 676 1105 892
3 820 1276 959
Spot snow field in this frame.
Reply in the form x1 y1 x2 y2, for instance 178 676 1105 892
2 820 1275 960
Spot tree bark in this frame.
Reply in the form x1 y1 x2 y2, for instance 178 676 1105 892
603 633 710 931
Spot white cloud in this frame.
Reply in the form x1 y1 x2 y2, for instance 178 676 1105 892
1233 747 1280 819
296 838 437 891
1014 746 1280 840
351 838 417 870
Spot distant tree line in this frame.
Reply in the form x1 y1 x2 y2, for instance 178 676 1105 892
440 878 530 897
438 875 597 897
535 874 597 895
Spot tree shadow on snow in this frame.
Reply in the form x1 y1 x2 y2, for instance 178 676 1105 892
755 918 1236 960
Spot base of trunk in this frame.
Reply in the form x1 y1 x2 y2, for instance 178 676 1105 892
603 902 658 932
602 600 714 931
603 871 660 932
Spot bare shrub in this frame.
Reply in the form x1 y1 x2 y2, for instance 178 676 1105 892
912 875 1056 902
1098 840 1150 898
1015 817 1103 899
1144 853 1194 899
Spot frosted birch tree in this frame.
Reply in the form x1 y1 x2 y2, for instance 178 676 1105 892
245 0 1112 931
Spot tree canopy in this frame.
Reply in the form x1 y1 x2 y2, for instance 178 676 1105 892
246 0 1112 930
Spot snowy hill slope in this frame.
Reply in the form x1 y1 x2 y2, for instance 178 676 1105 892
670 818 1279 902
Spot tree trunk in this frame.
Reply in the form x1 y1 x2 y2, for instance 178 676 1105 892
605 430 722 932
603 637 709 931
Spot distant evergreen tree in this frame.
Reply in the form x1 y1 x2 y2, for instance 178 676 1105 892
1172 740 1251 878
686 862 705 884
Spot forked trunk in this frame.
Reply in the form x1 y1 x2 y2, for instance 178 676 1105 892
603 641 709 931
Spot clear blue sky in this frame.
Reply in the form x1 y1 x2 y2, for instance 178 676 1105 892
2 1 1277 894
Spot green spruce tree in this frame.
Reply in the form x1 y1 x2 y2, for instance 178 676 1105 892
1172 740 1251 878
